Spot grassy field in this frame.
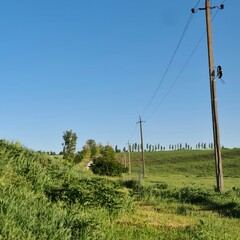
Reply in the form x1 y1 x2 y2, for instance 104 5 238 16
1 140 240 239
122 149 240 190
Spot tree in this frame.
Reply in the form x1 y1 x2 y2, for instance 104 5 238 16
149 144 152 152
85 139 97 156
74 151 84 164
132 144 135 152
62 130 77 161
101 145 115 160
115 145 121 153
129 145 132 152
79 139 102 160
134 143 137 152
91 145 125 176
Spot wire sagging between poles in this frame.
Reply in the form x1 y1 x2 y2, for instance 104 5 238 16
141 1 201 120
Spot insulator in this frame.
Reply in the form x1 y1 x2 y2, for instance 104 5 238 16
217 65 223 79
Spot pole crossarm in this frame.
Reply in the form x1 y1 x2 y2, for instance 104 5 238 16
191 4 224 13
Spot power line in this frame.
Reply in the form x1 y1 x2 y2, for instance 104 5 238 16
141 18 192 117
129 123 138 143
145 32 206 121
141 8 197 119
144 0 227 121
127 0 226 147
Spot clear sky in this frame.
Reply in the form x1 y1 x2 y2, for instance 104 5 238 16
0 0 239 153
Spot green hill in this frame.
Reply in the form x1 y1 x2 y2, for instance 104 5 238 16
0 140 132 239
1 140 240 239
121 149 240 190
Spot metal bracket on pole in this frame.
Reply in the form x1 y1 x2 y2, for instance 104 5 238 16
191 4 224 14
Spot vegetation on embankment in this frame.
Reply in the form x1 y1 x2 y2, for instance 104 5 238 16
1 139 240 239
0 140 133 239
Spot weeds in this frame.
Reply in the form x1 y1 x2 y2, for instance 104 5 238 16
1 140 240 239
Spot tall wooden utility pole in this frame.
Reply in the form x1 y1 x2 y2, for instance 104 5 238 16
205 0 224 192
138 116 146 177
192 1 224 192
128 140 131 174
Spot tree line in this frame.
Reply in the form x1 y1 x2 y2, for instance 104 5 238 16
120 142 216 153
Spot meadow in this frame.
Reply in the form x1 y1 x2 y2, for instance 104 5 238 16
1 140 240 239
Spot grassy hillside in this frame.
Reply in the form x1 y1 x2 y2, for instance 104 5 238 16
1 140 240 239
0 140 133 239
123 149 240 190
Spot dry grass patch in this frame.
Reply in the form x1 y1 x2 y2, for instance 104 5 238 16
115 204 195 229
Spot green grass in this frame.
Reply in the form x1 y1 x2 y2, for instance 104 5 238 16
116 149 240 239
122 149 240 190
1 140 240 239
0 140 133 239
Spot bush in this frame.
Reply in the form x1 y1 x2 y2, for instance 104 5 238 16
91 156 125 176
91 145 125 176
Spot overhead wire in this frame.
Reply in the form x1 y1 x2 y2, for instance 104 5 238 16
128 0 202 144
141 0 202 119
145 33 206 121
144 0 227 121
127 0 227 144
129 123 138 143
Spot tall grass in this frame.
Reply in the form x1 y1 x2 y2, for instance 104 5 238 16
1 140 240 239
0 140 133 239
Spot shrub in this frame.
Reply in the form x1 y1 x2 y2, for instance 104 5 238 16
91 145 125 176
91 156 125 176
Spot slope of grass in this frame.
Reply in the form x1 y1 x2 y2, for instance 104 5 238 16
0 140 133 239
1 140 240 239
123 149 240 190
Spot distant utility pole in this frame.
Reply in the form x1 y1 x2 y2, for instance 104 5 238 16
137 116 146 177
192 1 224 192
128 140 132 174
124 152 127 168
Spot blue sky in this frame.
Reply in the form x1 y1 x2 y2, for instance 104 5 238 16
0 0 239 153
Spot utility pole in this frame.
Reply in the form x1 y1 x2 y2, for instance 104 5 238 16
137 116 146 177
192 1 224 192
128 140 131 174
124 152 127 168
